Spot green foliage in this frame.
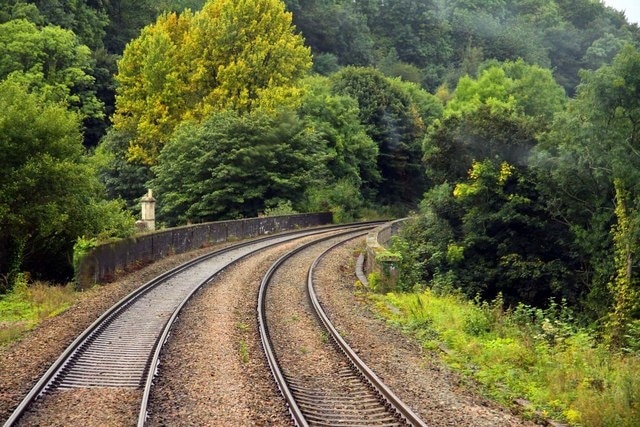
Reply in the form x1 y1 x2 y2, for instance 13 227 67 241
374 289 640 426
305 179 364 224
424 60 565 185
285 0 374 67
367 272 381 292
151 109 324 225
533 44 640 334
0 277 77 345
398 161 578 307
0 79 133 289
0 0 109 50
288 0 638 94
606 179 640 347
298 76 380 199
0 19 103 121
95 128 153 210
72 236 97 275
261 200 298 217
331 67 429 206
114 0 312 165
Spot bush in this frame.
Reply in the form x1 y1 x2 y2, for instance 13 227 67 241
372 289 640 425
305 179 364 223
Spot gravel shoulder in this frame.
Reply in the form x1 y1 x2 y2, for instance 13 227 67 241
2 232 538 426
0 244 225 422
313 240 539 427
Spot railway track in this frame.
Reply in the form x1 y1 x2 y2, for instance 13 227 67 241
258 231 428 427
3 223 377 427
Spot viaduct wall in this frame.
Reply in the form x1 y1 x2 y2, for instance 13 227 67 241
76 212 332 289
363 218 406 291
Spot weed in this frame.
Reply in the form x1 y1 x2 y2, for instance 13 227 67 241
236 321 249 333
0 278 77 346
371 289 640 426
367 272 381 292
238 339 250 363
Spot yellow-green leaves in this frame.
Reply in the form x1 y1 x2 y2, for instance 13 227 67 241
113 0 311 165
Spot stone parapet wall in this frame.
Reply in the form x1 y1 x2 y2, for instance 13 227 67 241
76 212 332 289
363 219 406 291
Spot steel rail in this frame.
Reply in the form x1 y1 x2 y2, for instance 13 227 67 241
137 222 384 426
4 221 382 427
257 227 377 427
308 236 429 427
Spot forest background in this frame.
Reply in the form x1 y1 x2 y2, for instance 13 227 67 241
1 1 640 424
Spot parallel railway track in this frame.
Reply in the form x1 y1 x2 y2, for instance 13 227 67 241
3 223 379 427
258 231 428 427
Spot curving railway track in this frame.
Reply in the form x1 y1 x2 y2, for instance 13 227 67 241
3 223 377 427
258 231 428 427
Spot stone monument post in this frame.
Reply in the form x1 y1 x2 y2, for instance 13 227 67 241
140 189 156 231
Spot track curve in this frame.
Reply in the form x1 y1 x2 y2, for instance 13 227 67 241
3 223 379 427
258 230 428 427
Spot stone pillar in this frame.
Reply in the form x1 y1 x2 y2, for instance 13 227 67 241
140 189 156 231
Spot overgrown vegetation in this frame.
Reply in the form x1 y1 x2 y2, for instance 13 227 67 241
2 5 640 423
0 275 77 345
370 289 640 426
2 0 638 294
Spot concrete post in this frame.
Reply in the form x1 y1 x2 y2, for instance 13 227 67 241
140 189 156 231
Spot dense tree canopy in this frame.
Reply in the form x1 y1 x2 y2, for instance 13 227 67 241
423 60 566 185
0 79 132 290
331 67 429 206
151 110 323 224
113 0 311 165
0 19 103 120
534 44 640 334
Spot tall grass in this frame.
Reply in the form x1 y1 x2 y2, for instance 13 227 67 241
0 275 77 346
371 289 640 426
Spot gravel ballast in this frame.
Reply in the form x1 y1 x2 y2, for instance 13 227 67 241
313 240 538 426
2 230 536 426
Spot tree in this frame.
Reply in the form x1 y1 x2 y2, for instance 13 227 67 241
534 44 640 330
0 19 103 121
330 67 428 206
103 0 160 53
298 76 379 198
450 160 578 305
95 128 153 211
113 0 312 165
0 0 109 50
284 0 374 67
113 10 195 165
0 79 132 290
424 60 565 185
150 110 324 225
368 0 452 69
397 160 578 306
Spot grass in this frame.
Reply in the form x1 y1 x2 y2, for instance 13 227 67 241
238 339 250 363
0 276 77 346
370 289 640 426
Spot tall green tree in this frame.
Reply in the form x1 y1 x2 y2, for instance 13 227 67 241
284 0 374 67
535 44 640 329
0 0 109 50
0 79 132 290
113 0 311 165
424 60 566 185
150 110 324 225
298 76 379 196
0 18 103 121
330 67 428 206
